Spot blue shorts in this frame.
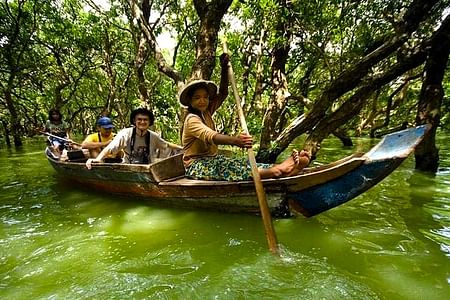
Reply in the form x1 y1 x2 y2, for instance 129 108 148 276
185 154 271 181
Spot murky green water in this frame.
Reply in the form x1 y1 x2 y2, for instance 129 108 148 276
1 133 449 299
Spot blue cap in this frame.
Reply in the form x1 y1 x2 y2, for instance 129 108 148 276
97 117 114 129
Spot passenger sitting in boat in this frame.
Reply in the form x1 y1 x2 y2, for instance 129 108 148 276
180 58 310 181
85 108 183 169
44 108 74 156
81 116 120 159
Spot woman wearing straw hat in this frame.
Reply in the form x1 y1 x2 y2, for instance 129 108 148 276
179 55 310 181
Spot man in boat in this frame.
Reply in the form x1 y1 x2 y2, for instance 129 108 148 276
180 54 310 181
81 116 119 159
85 108 183 169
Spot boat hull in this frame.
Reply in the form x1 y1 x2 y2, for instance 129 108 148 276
46 125 430 217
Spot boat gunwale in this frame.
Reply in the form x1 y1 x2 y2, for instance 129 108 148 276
47 148 368 192
45 125 429 190
160 155 368 187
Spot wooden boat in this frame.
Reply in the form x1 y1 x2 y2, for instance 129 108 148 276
45 125 430 217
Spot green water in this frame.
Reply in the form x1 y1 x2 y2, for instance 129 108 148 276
1 134 449 299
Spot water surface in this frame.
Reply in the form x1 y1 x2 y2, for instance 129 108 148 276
1 133 449 299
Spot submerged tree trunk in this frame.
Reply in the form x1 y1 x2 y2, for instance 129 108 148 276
415 16 450 172
5 88 22 147
2 120 11 147
333 129 353 147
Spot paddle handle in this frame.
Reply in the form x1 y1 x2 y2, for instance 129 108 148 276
41 131 81 146
222 40 279 255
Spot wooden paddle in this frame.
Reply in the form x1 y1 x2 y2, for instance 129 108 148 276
41 131 81 146
222 40 279 255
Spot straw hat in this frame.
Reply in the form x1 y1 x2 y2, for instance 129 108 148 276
178 80 218 106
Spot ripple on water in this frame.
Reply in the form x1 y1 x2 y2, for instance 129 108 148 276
193 247 380 299
1 139 449 299
2 181 25 190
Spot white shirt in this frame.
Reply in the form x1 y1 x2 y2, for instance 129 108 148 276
104 127 169 164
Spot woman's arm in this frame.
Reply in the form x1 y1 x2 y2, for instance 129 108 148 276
213 133 252 149
218 53 230 96
209 54 230 114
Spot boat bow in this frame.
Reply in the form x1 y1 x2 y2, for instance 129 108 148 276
287 125 431 217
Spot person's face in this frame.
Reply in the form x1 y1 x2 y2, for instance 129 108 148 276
134 113 150 131
52 112 61 120
99 126 113 137
190 88 209 112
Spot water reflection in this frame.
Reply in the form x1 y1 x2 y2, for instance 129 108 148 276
407 162 450 256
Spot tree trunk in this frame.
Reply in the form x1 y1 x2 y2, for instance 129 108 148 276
357 90 380 136
2 120 11 147
369 72 421 137
103 30 117 112
50 49 71 109
5 88 22 147
333 129 353 147
415 15 450 172
259 1 292 153
252 29 266 116
191 0 233 80
129 0 183 88
129 0 152 107
261 0 437 161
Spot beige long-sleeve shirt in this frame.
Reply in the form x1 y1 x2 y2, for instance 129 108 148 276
182 90 227 167
182 113 218 167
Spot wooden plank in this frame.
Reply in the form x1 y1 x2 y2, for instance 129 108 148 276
150 153 185 182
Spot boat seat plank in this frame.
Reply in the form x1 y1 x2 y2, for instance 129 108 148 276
150 153 185 182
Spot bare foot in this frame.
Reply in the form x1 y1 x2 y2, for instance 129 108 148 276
259 150 311 179
271 150 302 177
291 149 300 164
286 150 311 177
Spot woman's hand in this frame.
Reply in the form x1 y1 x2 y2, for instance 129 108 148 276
213 133 252 148
235 133 253 149
220 53 230 68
